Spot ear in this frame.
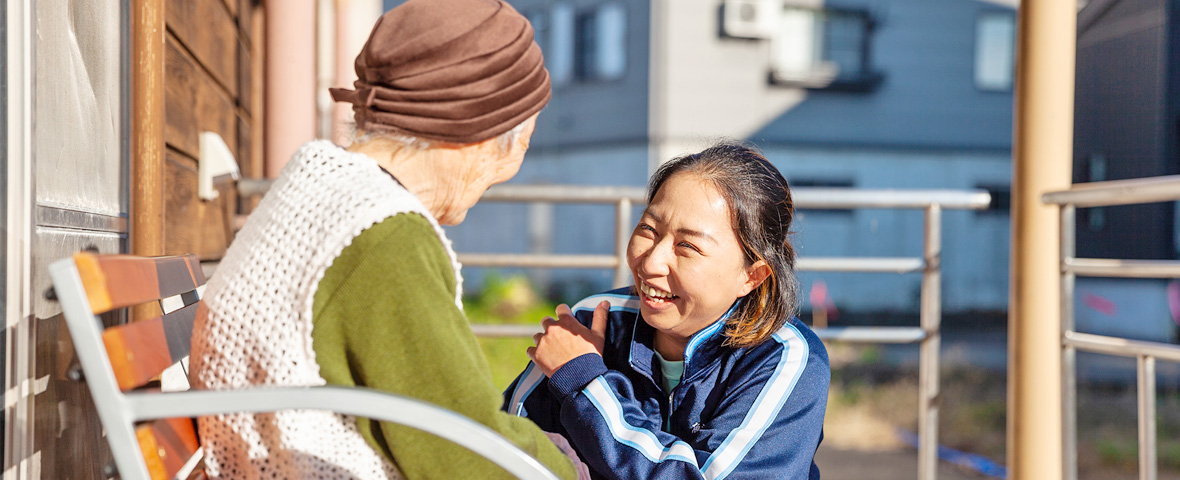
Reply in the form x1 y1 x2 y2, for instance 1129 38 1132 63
738 260 771 297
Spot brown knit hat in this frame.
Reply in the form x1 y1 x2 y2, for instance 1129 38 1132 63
329 0 551 144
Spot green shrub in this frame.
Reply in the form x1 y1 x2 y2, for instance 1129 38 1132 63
465 274 558 389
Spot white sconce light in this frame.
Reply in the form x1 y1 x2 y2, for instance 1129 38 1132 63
198 131 241 201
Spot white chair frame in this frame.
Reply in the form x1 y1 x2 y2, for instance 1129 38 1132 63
49 256 560 480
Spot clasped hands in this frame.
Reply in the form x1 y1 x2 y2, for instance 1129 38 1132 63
527 301 610 377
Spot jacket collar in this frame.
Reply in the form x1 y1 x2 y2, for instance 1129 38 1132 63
628 300 741 381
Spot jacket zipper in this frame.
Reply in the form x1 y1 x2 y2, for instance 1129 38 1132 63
663 387 677 433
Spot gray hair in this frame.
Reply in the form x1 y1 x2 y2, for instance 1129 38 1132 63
349 119 530 154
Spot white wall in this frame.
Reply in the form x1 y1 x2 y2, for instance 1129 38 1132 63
650 0 807 173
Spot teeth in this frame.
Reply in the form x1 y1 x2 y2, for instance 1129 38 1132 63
641 282 677 302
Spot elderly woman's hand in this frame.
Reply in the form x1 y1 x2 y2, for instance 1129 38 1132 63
527 301 609 377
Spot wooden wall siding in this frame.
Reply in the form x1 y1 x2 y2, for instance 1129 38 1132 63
164 39 238 161
165 0 237 97
164 150 236 258
162 0 263 259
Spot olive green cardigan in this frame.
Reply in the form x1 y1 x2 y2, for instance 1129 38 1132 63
311 213 575 480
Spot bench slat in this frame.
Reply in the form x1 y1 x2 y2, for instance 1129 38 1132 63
74 253 205 314
103 303 199 391
136 417 200 480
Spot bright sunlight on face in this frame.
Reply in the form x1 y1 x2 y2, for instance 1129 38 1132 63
625 172 763 359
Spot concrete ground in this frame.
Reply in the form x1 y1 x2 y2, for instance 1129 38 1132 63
815 446 990 480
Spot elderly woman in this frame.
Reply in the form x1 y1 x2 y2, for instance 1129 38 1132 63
504 143 830 479
189 1 578 479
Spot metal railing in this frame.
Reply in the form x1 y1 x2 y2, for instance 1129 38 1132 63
1043 174 1180 480
463 184 991 480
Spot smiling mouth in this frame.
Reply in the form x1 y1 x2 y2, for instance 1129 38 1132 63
639 282 680 303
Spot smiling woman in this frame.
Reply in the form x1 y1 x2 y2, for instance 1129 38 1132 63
503 142 831 480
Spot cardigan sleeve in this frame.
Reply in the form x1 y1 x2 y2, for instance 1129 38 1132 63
311 213 576 480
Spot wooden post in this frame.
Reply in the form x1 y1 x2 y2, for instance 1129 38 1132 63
131 0 166 320
1008 0 1076 477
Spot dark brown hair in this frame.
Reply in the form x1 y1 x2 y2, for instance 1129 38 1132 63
647 142 799 348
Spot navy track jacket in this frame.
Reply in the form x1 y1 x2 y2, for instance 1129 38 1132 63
503 288 830 480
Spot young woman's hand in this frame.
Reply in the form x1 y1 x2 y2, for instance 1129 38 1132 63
527 301 609 377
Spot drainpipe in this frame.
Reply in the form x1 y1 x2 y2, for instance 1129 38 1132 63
131 0 164 261
265 0 318 177
1008 0 1076 478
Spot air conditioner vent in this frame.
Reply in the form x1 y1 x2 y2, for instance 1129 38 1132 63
722 0 778 39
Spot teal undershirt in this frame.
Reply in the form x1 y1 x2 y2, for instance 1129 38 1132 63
655 351 685 392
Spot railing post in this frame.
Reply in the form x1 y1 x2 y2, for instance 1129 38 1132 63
918 204 942 480
614 197 633 288
1061 204 1078 480
1138 354 1157 480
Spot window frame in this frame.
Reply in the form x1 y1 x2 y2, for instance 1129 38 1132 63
571 2 628 84
765 6 884 93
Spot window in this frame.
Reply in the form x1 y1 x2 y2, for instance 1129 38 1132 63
575 12 599 80
974 12 1016 91
769 7 882 91
573 3 626 82
549 4 575 86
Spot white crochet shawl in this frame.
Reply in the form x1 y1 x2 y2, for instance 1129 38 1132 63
190 140 463 479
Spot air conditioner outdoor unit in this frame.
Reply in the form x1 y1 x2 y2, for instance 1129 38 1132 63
722 0 779 39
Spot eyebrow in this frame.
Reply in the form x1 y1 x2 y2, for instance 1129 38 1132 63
643 209 719 245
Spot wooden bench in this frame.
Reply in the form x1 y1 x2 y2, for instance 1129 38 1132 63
49 252 559 480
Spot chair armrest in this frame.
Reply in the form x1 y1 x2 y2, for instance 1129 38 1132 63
124 386 560 480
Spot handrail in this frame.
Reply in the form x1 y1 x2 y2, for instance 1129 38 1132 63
237 178 275 198
1042 174 1180 207
480 185 646 204
221 179 995 480
1050 174 1180 480
480 184 993 210
1063 331 1180 363
236 180 994 210
793 188 991 210
229 178 991 480
471 324 928 344
1063 258 1180 278
455 254 927 274
464 185 990 480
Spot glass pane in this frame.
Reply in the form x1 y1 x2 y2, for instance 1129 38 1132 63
975 13 1015 91
824 12 866 78
574 10 598 80
549 4 575 86
595 3 626 80
772 8 823 81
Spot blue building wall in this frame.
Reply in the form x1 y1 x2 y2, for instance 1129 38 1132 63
754 0 1014 150
385 0 1017 315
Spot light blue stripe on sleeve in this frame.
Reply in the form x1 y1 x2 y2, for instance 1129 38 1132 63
572 293 640 315
700 323 809 480
509 362 546 416
584 377 700 466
